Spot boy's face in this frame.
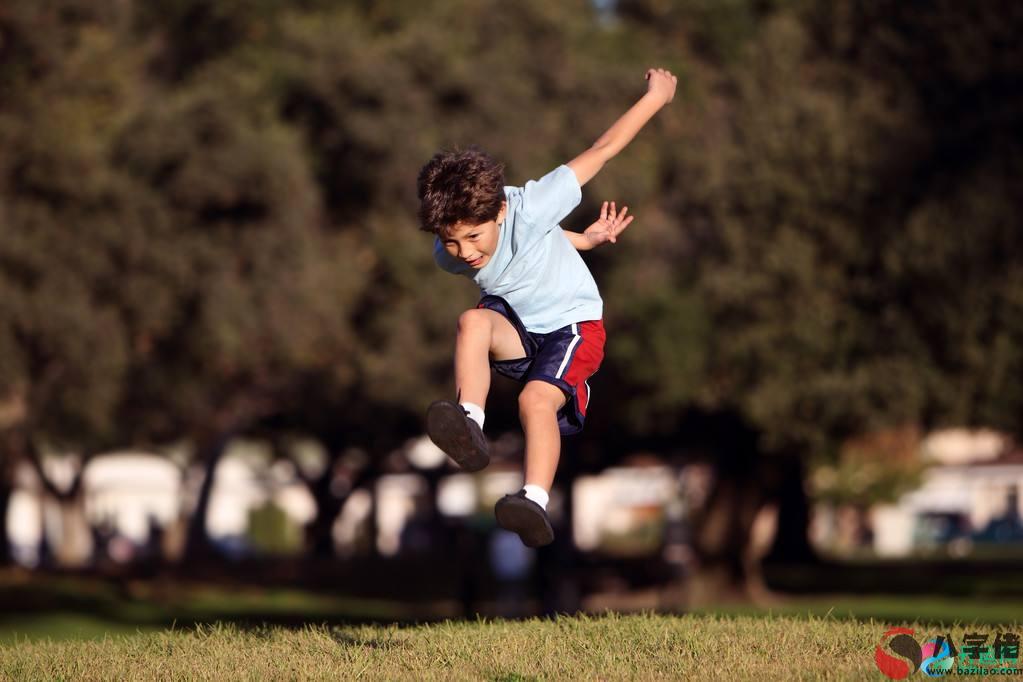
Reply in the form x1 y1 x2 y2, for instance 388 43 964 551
441 202 507 269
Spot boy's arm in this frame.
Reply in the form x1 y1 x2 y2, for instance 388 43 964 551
563 230 590 250
567 68 677 187
565 201 634 251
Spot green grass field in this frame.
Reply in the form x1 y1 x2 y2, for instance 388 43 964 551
0 614 956 680
3 569 1023 679
2 612 1022 680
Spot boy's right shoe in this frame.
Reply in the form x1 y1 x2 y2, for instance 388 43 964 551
426 400 490 472
495 490 554 547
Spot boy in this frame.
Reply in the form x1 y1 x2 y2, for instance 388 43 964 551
417 68 677 547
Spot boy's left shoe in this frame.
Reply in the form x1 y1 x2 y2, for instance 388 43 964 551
495 490 554 547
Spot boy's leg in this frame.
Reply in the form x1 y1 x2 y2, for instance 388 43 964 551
517 380 567 491
454 308 527 408
427 307 526 473
495 319 603 548
494 380 565 548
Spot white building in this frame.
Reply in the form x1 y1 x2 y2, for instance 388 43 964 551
5 441 316 566
871 429 1023 557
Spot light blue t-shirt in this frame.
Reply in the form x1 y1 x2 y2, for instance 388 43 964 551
433 165 603 334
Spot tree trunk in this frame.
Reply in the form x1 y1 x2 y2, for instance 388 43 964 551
182 430 234 563
687 447 770 606
0 474 11 567
0 434 22 567
762 454 817 565
299 450 382 559
26 442 94 569
46 491 93 568
306 466 344 559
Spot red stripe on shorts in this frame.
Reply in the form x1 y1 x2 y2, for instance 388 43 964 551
561 320 606 417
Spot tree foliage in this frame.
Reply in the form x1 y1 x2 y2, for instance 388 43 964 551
1 0 1022 568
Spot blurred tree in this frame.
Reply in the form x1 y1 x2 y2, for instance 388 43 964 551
616 0 783 65
110 52 369 561
687 1 1023 596
2 0 1021 610
811 426 927 509
0 0 368 564
134 0 292 83
262 0 637 558
0 1 147 567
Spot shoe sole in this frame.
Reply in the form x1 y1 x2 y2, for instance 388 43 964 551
495 496 554 547
426 401 489 472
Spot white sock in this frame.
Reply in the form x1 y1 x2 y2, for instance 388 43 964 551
460 402 485 429
522 484 549 511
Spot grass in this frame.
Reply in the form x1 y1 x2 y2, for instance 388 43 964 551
0 611 160 642
0 571 454 646
5 586 1023 644
693 594 1023 627
0 613 988 681
4 595 1020 645
3 572 1023 679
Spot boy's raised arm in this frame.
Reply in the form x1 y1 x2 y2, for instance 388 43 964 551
564 201 634 251
567 68 677 187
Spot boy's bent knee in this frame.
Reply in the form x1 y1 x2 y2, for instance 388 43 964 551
518 381 567 415
457 308 492 336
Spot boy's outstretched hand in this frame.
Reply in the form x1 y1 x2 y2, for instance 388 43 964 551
583 201 634 248
645 67 677 105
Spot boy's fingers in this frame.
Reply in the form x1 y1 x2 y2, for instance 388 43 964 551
618 206 629 220
600 201 608 221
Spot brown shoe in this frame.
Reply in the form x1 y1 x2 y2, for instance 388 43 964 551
426 400 489 472
495 490 554 547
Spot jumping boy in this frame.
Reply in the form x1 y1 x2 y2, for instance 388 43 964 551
417 68 677 547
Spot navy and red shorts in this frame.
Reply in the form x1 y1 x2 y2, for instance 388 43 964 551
478 295 605 435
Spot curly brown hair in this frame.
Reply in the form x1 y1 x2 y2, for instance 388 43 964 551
416 148 505 235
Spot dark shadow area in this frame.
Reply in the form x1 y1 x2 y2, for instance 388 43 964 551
765 558 1023 599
